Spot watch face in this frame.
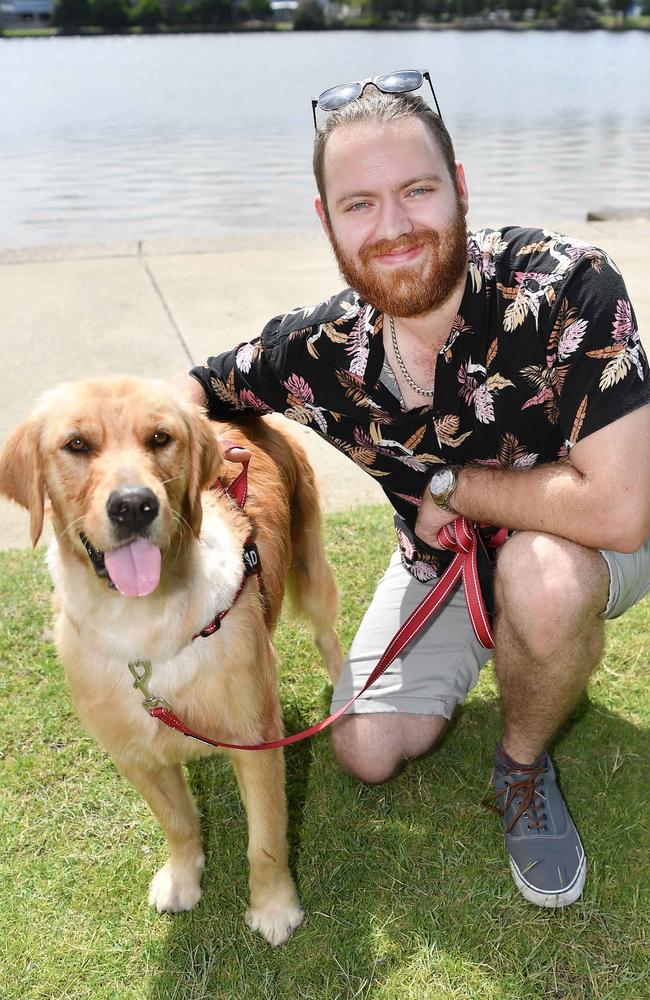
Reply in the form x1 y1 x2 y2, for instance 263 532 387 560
430 468 454 495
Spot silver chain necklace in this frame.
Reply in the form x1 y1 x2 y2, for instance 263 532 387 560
388 315 435 397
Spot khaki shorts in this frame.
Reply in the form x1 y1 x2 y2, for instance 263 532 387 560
330 539 650 720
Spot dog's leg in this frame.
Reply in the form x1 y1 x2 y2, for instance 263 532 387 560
117 760 205 913
228 747 304 947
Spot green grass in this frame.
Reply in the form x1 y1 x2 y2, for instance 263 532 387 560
1 505 648 1000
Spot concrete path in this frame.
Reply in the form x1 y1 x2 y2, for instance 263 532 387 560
1 219 648 549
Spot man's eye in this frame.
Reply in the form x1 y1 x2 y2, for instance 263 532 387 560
407 187 432 197
348 201 370 212
150 431 172 448
64 437 91 454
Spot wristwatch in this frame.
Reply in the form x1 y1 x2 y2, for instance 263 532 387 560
428 466 459 513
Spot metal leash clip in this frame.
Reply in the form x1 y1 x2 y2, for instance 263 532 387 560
128 659 172 712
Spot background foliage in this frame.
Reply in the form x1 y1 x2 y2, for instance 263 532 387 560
48 0 650 34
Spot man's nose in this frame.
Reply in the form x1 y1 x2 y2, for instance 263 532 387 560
375 195 414 242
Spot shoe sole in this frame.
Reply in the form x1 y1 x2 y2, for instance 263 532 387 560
509 852 587 908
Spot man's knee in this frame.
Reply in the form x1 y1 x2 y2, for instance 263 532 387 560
495 531 609 646
330 712 451 785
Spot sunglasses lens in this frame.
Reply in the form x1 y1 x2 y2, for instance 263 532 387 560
376 70 423 94
317 82 363 112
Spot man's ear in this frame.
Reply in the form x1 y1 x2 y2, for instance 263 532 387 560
184 406 225 539
315 196 332 237
454 161 469 216
0 416 45 547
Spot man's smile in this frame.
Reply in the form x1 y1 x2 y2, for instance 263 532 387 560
373 243 425 266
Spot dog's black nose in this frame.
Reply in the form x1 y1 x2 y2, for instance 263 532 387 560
106 488 159 532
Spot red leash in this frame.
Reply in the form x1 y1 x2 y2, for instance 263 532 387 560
146 481 507 749
437 518 507 648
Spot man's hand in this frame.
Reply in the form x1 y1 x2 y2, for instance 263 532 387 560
223 444 252 465
414 487 458 550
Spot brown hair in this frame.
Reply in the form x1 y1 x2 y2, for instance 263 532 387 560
313 88 457 214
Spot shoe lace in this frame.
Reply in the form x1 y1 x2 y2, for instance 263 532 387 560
481 766 548 833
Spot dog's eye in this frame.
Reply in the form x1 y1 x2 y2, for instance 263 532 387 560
64 436 91 454
150 431 172 448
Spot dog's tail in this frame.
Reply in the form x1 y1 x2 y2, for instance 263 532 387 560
286 456 343 686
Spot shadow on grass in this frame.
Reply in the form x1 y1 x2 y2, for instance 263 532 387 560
145 685 649 1000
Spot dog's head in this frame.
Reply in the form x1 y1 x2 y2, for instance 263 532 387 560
0 376 224 595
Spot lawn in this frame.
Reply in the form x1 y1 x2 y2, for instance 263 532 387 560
0 505 648 1000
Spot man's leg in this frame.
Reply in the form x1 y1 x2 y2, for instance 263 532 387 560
329 549 491 785
493 531 610 764
488 530 610 907
331 713 451 785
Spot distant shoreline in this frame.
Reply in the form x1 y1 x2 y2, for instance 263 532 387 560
3 211 650 262
3 20 650 39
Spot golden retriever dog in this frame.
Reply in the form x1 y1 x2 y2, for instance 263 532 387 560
0 375 343 947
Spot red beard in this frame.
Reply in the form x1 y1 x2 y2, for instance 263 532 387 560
330 208 468 318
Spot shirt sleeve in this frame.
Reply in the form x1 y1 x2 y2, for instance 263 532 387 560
553 251 650 448
189 313 293 420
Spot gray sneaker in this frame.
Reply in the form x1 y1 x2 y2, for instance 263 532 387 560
482 751 586 907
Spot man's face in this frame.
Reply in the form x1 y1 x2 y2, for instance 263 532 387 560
315 117 469 318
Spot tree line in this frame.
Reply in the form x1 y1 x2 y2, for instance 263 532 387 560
53 0 271 31
362 0 647 26
51 0 649 33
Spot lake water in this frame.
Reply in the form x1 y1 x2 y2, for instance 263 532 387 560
1 30 649 247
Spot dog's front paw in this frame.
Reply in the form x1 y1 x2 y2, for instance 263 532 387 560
148 856 204 913
244 892 304 947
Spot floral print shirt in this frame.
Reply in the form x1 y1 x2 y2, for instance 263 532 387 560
190 227 649 581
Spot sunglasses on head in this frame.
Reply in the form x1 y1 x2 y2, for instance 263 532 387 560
311 69 442 130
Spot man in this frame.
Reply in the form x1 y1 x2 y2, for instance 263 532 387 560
184 71 650 908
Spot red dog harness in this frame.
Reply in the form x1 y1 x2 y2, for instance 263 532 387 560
130 450 507 751
190 456 263 640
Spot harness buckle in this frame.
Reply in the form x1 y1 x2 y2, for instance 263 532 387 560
128 659 172 712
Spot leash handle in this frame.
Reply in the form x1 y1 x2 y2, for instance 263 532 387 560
217 439 250 509
150 518 506 752
437 518 506 648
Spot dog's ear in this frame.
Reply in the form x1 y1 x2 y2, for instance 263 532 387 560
184 406 225 538
0 416 45 547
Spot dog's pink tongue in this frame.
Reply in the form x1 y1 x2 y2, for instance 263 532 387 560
104 539 162 597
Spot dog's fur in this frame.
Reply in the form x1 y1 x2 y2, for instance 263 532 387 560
0 375 343 946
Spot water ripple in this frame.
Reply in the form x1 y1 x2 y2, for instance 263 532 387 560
1 31 649 246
